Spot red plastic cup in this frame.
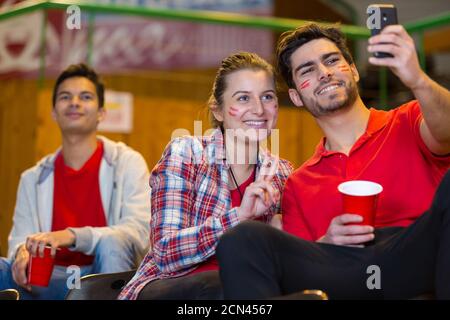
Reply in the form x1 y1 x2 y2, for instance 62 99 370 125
338 180 383 226
27 246 56 287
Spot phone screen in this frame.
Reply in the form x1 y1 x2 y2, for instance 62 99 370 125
367 4 398 58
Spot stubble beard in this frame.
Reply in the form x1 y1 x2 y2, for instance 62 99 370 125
301 80 359 118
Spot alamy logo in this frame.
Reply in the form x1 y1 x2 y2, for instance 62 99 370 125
66 5 81 30
366 6 381 30
66 265 81 290
366 265 381 290
170 121 280 165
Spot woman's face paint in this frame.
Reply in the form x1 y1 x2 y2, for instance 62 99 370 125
300 80 310 90
228 106 239 117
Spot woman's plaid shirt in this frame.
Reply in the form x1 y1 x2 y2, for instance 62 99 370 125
118 128 293 299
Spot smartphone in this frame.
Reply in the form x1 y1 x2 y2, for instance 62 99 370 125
367 4 398 58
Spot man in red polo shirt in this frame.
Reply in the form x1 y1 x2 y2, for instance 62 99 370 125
0 64 150 299
279 24 450 244
217 23 450 299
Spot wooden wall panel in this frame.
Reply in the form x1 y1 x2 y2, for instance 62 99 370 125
0 79 38 255
36 90 60 160
128 96 209 171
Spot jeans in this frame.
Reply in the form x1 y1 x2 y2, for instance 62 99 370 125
137 270 223 300
0 232 138 299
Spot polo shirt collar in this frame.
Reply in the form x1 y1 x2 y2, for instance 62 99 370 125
306 108 390 167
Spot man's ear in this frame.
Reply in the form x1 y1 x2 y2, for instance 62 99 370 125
210 103 224 122
288 88 304 107
350 63 360 83
97 107 106 123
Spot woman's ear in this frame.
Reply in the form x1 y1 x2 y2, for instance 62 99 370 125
288 88 304 108
211 103 224 122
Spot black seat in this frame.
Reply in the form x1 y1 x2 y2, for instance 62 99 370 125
0 289 20 300
65 269 136 300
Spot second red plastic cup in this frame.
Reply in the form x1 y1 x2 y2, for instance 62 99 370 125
338 180 383 226
27 246 56 287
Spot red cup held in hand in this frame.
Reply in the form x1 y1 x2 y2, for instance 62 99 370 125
338 180 383 226
27 246 56 287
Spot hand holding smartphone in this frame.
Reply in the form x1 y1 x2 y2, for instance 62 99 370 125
367 4 398 58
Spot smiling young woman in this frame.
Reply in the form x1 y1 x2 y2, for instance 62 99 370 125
118 52 294 300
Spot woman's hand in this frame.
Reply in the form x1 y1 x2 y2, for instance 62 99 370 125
236 157 280 221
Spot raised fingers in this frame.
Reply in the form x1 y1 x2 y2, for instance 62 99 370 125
258 156 279 182
250 181 278 206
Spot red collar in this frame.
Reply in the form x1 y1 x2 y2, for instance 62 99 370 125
306 108 391 167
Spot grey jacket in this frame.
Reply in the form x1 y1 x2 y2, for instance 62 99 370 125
7 136 151 261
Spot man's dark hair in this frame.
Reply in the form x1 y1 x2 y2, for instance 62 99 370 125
276 23 354 88
52 63 104 108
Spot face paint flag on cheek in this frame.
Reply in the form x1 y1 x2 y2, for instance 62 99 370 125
300 80 310 90
228 106 239 117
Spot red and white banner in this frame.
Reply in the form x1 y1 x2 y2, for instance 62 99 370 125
0 0 274 78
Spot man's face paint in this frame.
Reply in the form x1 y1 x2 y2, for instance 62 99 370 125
338 65 350 72
300 80 310 90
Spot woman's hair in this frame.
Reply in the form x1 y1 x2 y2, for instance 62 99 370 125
208 52 275 128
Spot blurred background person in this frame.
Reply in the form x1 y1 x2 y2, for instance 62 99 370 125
0 64 151 299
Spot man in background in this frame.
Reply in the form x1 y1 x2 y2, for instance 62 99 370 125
0 64 151 299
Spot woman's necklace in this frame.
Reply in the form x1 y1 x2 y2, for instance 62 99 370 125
227 143 259 202
229 166 246 200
